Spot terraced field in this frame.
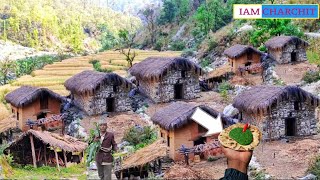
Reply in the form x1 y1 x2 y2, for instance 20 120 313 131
0 50 181 118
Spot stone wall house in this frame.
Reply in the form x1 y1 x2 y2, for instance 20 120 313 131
64 70 132 115
224 44 264 75
151 102 229 161
233 85 319 140
129 57 203 103
265 36 308 64
5 86 64 131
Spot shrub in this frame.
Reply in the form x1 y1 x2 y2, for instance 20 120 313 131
208 38 218 51
169 41 185 51
123 126 157 150
200 58 211 68
258 45 267 52
154 40 164 51
303 71 320 84
308 155 320 177
181 48 195 58
218 81 234 93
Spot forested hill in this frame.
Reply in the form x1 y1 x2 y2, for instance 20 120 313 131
0 0 141 54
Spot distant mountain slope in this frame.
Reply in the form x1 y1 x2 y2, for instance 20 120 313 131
0 0 141 54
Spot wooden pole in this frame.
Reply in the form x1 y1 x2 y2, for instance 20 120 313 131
29 134 37 168
44 145 47 166
54 149 60 171
63 150 67 167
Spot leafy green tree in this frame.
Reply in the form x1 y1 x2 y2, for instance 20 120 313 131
174 0 190 21
250 19 303 47
158 0 177 25
0 57 16 85
118 29 137 68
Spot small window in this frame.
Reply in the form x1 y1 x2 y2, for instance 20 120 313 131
294 101 299 110
240 112 243 120
113 85 118 93
12 109 14 113
231 61 233 67
181 70 186 78
167 135 170 147
17 112 19 120
160 133 163 138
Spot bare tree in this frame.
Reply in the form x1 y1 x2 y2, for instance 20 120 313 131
140 4 160 46
118 29 137 68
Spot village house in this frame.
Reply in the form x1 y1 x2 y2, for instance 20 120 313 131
64 70 132 115
233 85 319 140
129 57 203 103
5 86 64 131
204 64 232 90
224 44 264 76
265 36 308 64
151 102 227 161
5 129 87 168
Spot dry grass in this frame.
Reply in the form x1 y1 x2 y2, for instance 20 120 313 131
0 50 181 122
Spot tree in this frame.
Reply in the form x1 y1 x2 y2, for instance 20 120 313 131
174 0 190 21
158 0 177 25
250 19 303 47
118 29 137 68
140 4 159 45
0 57 16 85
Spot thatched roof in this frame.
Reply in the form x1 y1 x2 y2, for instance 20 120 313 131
64 70 132 94
118 139 168 170
224 44 263 59
233 85 319 115
129 57 203 81
205 64 232 79
5 86 65 108
151 102 227 130
0 117 17 133
265 36 309 50
7 130 87 152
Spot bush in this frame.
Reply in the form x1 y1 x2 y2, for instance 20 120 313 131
123 126 157 150
169 41 185 51
303 71 320 84
200 58 211 68
308 155 320 177
154 40 164 51
181 48 195 58
218 81 234 93
89 59 112 73
258 45 267 52
208 38 218 51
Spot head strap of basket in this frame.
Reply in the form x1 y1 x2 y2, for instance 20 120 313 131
218 123 262 151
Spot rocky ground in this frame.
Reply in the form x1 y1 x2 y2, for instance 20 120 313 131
0 40 56 61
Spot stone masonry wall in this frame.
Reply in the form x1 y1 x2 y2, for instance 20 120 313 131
268 43 307 64
138 70 201 103
73 83 131 115
241 99 317 140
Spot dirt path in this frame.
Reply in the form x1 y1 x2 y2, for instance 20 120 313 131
254 135 320 179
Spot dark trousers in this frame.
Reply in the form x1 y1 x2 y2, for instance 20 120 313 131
97 162 112 180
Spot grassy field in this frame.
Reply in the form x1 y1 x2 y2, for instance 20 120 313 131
0 50 181 120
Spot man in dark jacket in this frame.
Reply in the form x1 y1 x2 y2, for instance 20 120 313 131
95 119 117 180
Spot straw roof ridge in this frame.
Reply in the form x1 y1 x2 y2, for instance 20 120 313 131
224 44 263 59
128 57 203 81
233 85 319 115
5 86 65 108
265 36 309 50
119 139 168 170
64 70 132 94
151 102 227 130
8 130 87 152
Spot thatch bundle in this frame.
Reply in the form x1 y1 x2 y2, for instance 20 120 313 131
205 64 232 79
224 44 263 59
120 139 168 170
129 57 203 82
5 86 65 108
7 130 87 152
151 102 228 130
233 85 319 116
64 70 132 95
265 36 309 50
0 117 17 133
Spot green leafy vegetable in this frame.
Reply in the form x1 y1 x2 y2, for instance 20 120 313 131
229 127 253 145
86 123 101 167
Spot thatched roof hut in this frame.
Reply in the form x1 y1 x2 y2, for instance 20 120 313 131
265 36 309 50
119 139 168 171
5 86 65 108
7 129 87 152
224 44 263 59
151 102 228 130
129 57 203 82
205 64 232 79
233 85 319 115
64 70 132 95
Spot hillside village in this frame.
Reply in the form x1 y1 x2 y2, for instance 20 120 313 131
0 0 320 179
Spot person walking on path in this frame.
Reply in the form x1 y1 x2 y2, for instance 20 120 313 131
94 118 117 180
